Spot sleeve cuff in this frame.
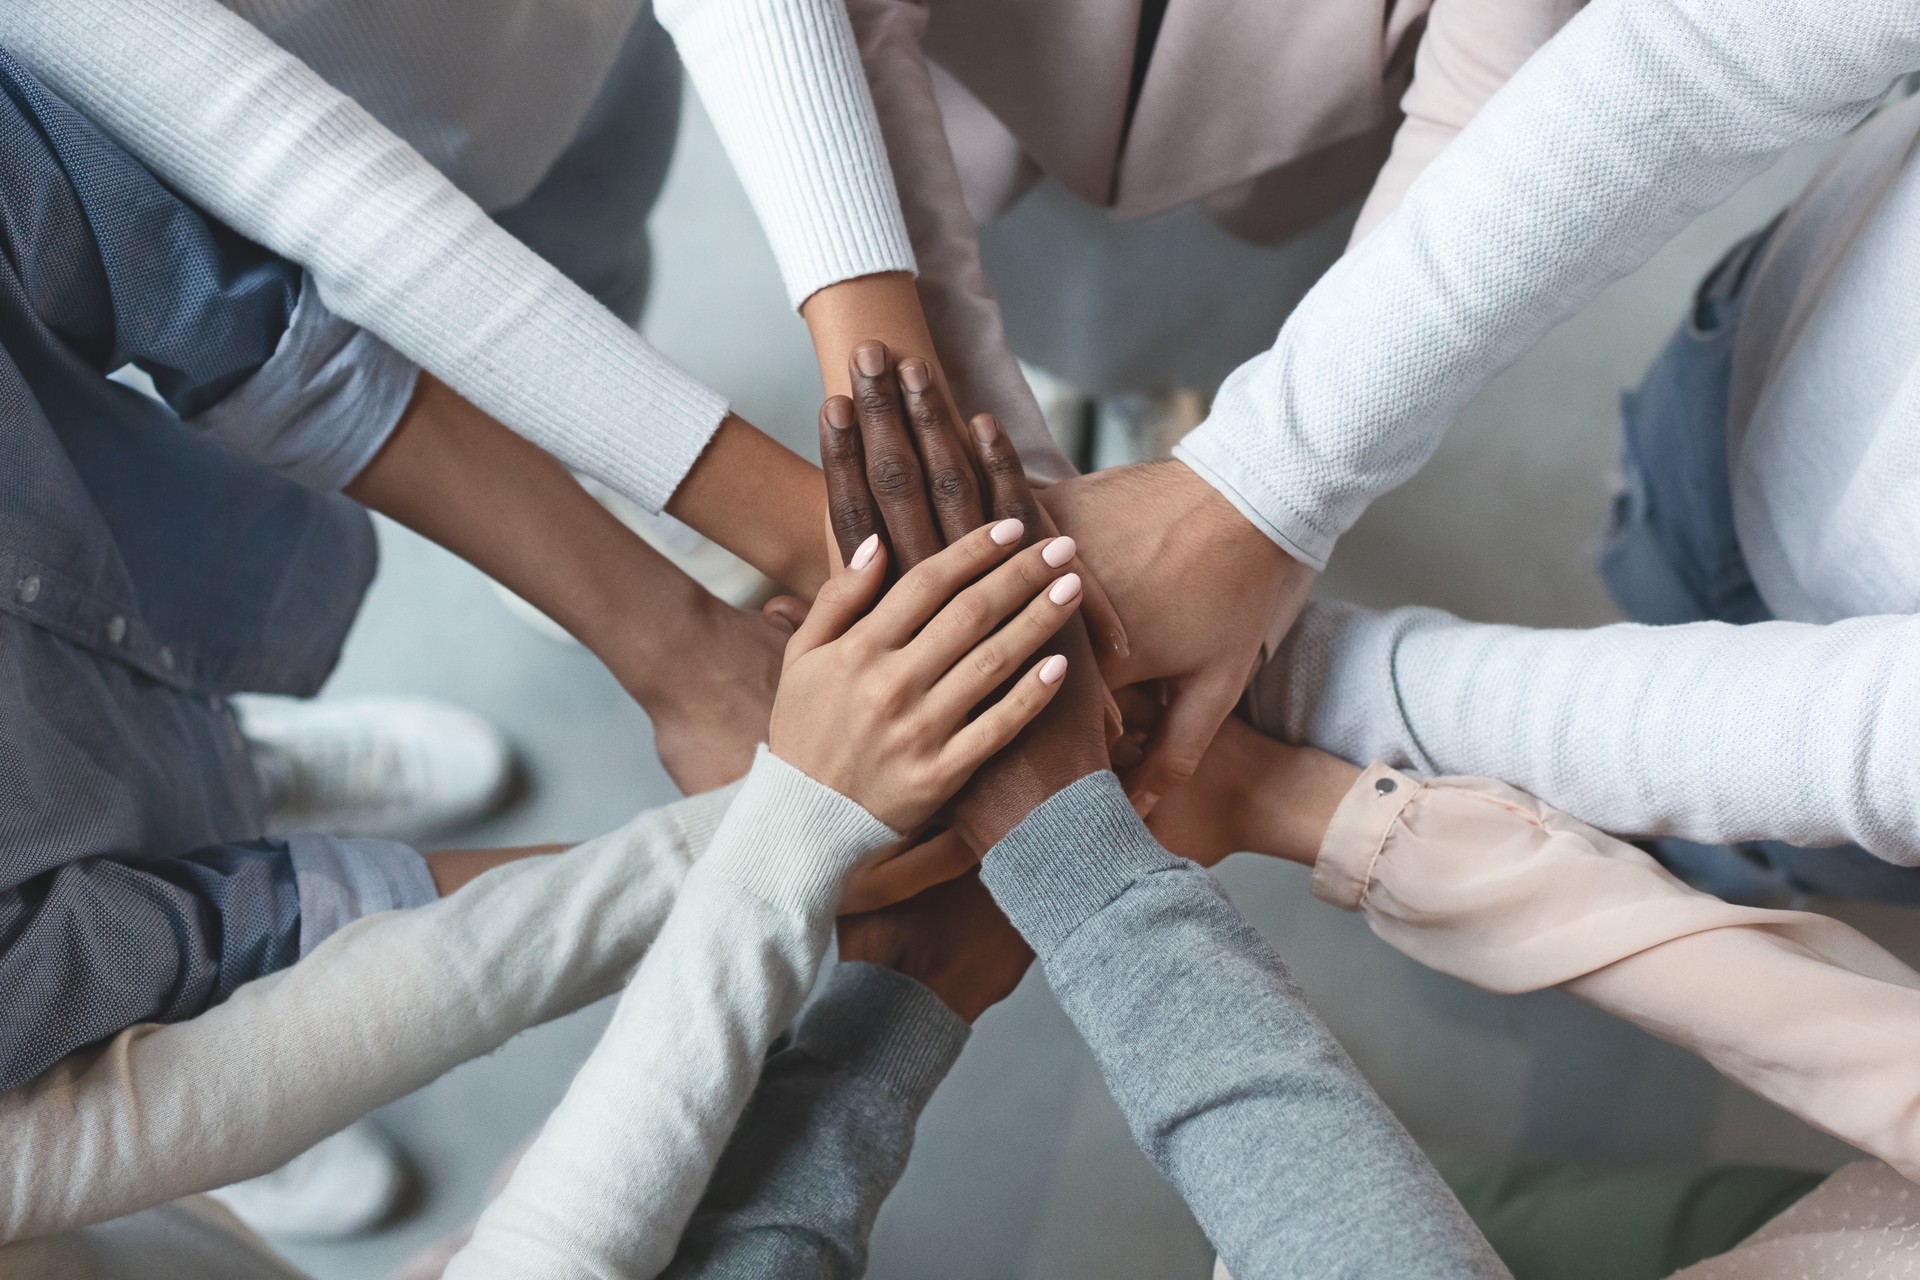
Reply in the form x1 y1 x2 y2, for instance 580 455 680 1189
1173 437 1332 573
659 0 918 310
1311 763 1421 911
796 962 969 1112
190 274 419 492
979 770 1182 957
288 834 437 957
699 746 899 918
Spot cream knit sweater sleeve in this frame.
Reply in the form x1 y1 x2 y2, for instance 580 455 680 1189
444 747 896 1280
0 0 914 512
1179 0 1920 570
0 783 736 1245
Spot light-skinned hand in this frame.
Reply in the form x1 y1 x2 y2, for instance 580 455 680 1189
768 516 1083 832
1038 460 1315 813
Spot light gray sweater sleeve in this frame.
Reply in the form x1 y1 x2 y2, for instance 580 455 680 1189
979 771 1507 1280
665 961 969 1279
1254 599 1920 867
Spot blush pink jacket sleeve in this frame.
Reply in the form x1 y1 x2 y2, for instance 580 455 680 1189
1313 763 1920 1184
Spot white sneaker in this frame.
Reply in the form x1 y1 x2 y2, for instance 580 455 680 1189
209 1121 409 1240
238 695 513 843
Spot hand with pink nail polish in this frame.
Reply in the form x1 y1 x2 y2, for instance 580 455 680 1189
816 343 1112 855
767 517 1084 832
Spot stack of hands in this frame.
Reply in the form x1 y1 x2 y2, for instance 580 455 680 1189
755 341 1344 1026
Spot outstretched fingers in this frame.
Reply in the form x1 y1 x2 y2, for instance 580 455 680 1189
940 654 1071 777
857 515 1029 648
897 358 987 542
852 342 944 570
821 396 879 566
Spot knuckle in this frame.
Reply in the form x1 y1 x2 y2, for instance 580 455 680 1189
855 385 897 419
970 646 1003 682
998 495 1039 529
868 452 921 496
909 396 948 431
829 496 874 533
928 465 974 504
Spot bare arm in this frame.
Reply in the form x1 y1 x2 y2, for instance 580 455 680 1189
346 374 785 793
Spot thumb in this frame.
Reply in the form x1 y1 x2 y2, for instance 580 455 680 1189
788 533 886 660
1121 666 1243 816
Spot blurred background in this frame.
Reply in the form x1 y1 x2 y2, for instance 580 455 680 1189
278 92 1896 1280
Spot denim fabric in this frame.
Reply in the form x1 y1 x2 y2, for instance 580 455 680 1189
1603 222 1920 906
0 49 376 1089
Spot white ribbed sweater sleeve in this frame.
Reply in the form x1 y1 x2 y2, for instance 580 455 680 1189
0 784 737 1244
660 0 917 308
445 748 896 1280
0 0 720 512
1253 600 1920 866
1177 0 1920 570
0 0 910 509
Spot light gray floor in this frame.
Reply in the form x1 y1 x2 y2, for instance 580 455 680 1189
283 100 1913 1280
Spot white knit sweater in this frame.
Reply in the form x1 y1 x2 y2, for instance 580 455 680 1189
1177 0 1920 571
0 0 915 513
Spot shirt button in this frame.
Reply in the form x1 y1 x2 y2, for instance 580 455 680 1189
158 646 175 671
15 575 39 604
1375 777 1398 796
106 615 128 644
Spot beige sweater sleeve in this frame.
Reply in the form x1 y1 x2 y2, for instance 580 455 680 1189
0 785 738 1245
843 0 1075 483
1353 0 1585 242
1313 764 1920 1183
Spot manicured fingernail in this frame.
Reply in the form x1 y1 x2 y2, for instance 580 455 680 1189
850 533 880 571
899 359 931 393
1042 536 1075 567
825 398 855 430
1048 572 1082 605
1037 654 1068 685
970 415 998 444
855 342 886 377
989 517 1024 545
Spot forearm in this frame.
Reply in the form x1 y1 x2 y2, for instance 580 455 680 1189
980 772 1504 1280
446 751 895 1280
666 414 829 595
345 373 745 692
664 962 968 1279
0 786 734 1244
1180 0 1917 568
1315 768 1920 1179
1254 600 1920 864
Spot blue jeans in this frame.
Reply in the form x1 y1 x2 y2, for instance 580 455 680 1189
1601 220 1920 905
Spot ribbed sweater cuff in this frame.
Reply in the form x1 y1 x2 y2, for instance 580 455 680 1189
661 0 917 309
979 771 1182 958
796 962 969 1111
666 778 747 863
1173 435 1333 573
700 747 897 919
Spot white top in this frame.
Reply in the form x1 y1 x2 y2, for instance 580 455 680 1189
1729 91 1920 623
1175 0 1920 571
0 0 916 512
